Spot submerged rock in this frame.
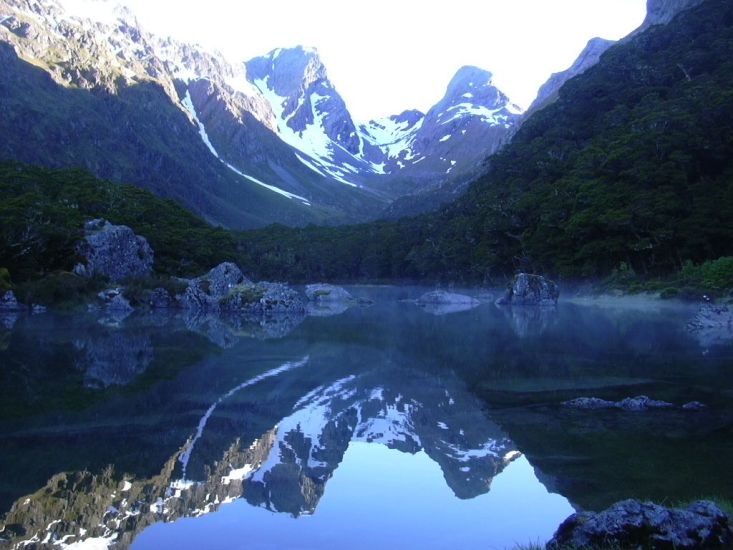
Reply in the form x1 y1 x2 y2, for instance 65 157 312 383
687 303 733 347
305 284 354 303
415 290 480 316
0 290 24 311
495 273 559 306
74 219 154 283
563 395 689 411
548 499 732 549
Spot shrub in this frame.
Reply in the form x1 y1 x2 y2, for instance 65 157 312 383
681 257 733 292
0 268 11 293
15 272 103 309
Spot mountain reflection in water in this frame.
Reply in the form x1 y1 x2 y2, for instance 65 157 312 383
0 287 731 549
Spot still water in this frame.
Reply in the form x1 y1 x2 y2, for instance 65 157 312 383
0 286 731 549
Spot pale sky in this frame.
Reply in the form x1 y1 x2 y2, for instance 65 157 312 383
79 0 647 120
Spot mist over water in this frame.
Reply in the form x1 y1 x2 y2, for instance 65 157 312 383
0 286 731 548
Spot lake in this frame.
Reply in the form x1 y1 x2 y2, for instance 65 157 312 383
0 286 731 549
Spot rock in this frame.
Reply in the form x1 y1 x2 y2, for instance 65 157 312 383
562 397 616 410
147 288 174 309
688 303 733 331
687 303 733 347
0 15 35 39
682 401 707 411
221 281 306 315
563 395 683 411
305 284 354 303
97 288 133 312
547 499 732 549
416 290 479 305
177 262 251 310
0 290 24 311
74 219 154 283
495 273 559 306
415 290 480 316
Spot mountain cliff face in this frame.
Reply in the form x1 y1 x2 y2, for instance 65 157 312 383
528 0 707 115
641 0 706 28
528 38 615 114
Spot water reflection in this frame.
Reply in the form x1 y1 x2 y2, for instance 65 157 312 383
0 289 731 549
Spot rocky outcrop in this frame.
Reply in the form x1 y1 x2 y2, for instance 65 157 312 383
74 219 154 283
177 262 305 315
563 395 705 411
221 282 306 315
305 283 354 303
495 273 559 306
548 499 732 549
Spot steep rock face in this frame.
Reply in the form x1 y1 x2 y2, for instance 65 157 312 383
528 0 706 115
641 0 706 28
246 47 382 188
74 219 154 282
528 38 615 114
364 66 522 183
0 2 356 228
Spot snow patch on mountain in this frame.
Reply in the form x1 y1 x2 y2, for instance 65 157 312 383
181 90 311 204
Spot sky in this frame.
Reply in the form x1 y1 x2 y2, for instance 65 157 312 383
69 0 647 121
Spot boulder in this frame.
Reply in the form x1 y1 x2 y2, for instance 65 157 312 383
495 273 559 306
221 281 306 315
74 219 154 283
548 499 732 549
305 284 354 303
97 288 133 312
176 262 251 310
0 291 24 311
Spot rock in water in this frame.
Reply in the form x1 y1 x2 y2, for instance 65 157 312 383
495 273 559 306
0 291 24 311
548 499 732 549
563 395 680 411
74 219 154 283
177 262 305 315
414 290 480 316
305 284 354 303
416 290 479 305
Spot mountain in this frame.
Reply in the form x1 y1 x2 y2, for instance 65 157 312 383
238 0 733 283
528 0 707 115
527 37 615 114
0 0 390 228
0 0 527 227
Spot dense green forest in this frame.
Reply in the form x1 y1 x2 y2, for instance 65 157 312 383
238 0 733 284
0 163 238 283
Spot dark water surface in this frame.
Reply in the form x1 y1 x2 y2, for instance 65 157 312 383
0 287 731 549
